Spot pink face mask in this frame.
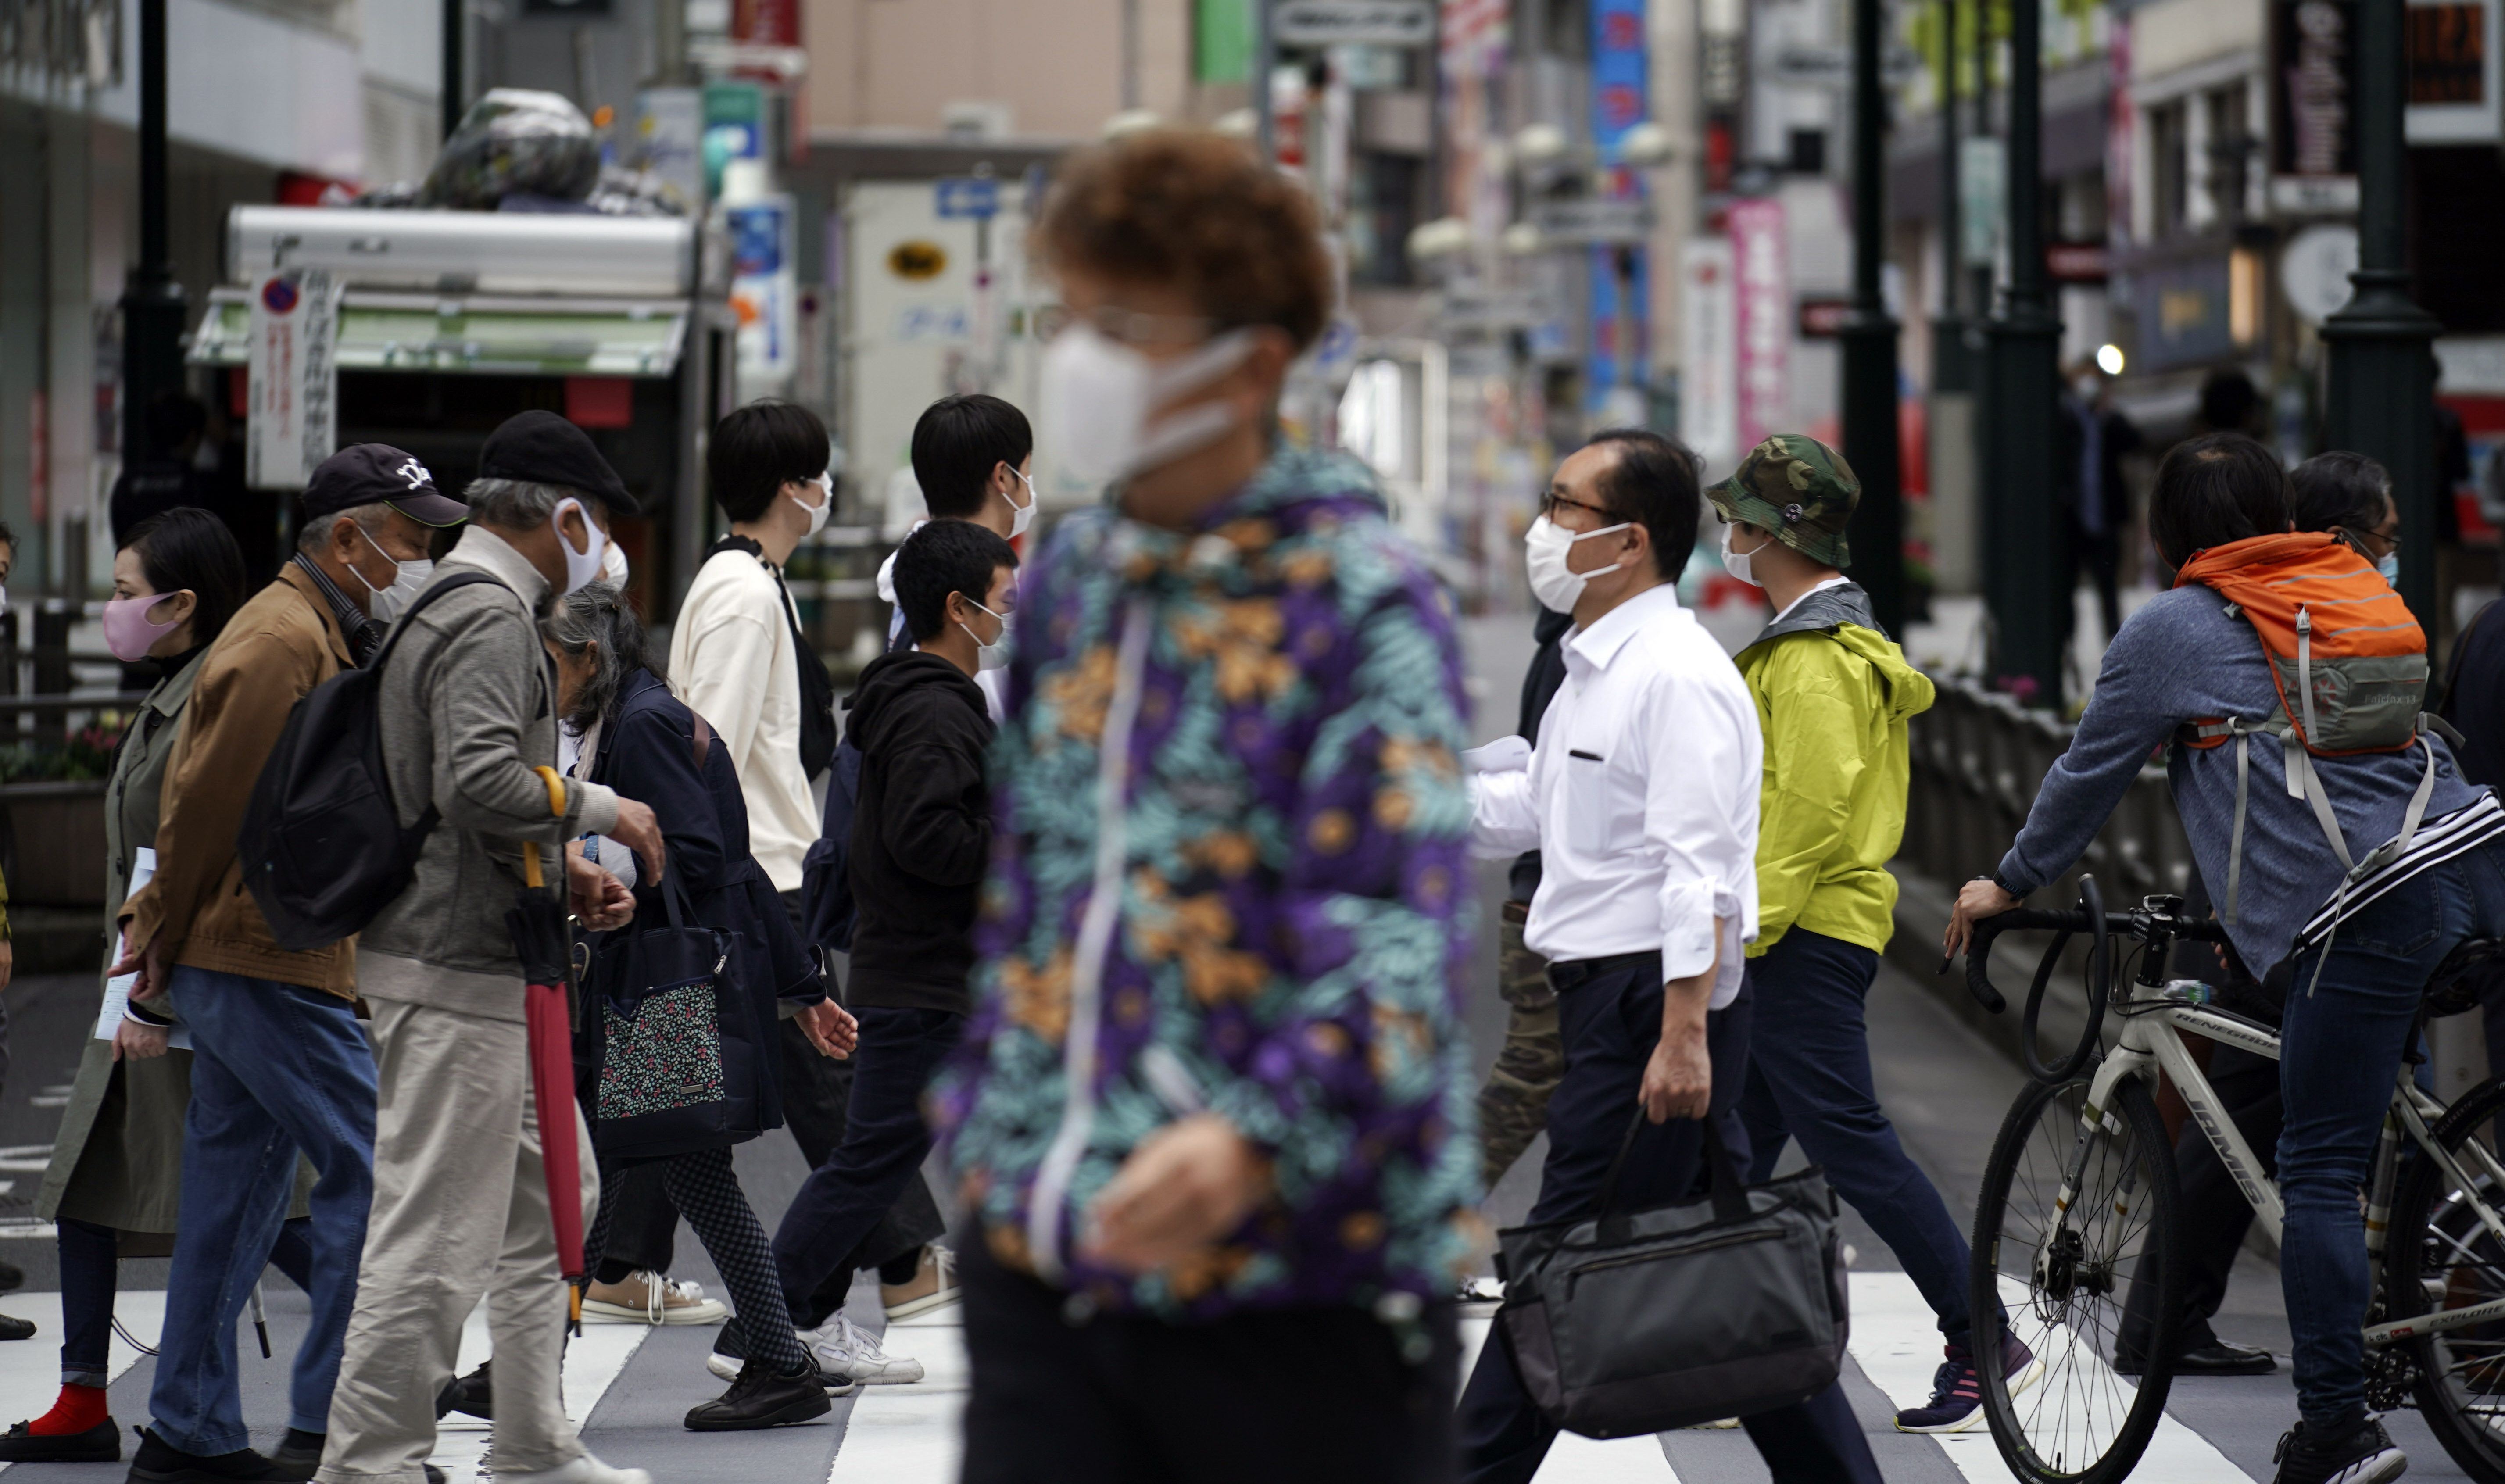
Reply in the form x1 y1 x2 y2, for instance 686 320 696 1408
102 593 185 663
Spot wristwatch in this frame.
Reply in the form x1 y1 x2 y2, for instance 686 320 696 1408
1988 869 2024 900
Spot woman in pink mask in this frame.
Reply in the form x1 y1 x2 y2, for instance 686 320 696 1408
4 509 261 1464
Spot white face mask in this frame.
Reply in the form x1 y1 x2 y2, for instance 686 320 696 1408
601 537 630 587
1720 522 1771 587
1524 514 1633 614
789 473 832 539
551 498 608 597
959 597 1012 672
353 525 434 625
1039 323 1255 490
2377 551 2401 586
1005 465 1037 538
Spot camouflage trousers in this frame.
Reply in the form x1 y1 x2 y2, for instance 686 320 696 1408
1476 899 1564 1190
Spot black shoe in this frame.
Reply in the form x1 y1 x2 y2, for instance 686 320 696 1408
0 1259 27 1294
434 1361 492 1422
125 1426 288 1482
2272 1413 2407 1484
684 1359 836 1432
0 1312 36 1341
0 1415 120 1462
2177 1339 2276 1376
424 1468 444 1484
267 1427 324 1482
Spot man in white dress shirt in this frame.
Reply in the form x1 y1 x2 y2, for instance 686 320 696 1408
1457 430 1882 1484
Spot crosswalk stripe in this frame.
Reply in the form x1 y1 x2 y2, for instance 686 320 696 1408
826 1313 969 1481
1457 1313 1682 1480
431 1301 651 1482
1846 1271 2256 1483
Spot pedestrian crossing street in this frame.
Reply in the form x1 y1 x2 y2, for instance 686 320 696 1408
0 1273 2298 1482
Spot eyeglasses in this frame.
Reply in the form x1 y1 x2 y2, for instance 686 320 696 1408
1032 302 1219 349
1539 490 1621 526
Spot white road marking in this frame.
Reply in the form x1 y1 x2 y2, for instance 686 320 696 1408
825 1314 966 1482
0 1291 166 1474
1457 1312 1682 1480
429 1302 651 1482
0 1148 53 1173
1847 1271 2256 1483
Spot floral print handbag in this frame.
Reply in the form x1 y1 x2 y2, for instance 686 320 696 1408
590 872 736 1156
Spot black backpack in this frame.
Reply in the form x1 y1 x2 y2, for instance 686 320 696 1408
237 571 503 952
797 734 863 953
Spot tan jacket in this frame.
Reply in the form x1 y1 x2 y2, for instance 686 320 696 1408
125 563 358 995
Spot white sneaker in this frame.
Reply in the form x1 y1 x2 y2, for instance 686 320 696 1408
805 1311 926 1385
581 1270 727 1326
494 1453 653 1484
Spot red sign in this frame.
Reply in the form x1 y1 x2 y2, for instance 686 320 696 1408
2047 242 2111 281
733 0 800 45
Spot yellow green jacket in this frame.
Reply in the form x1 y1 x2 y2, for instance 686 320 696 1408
1735 581 1935 957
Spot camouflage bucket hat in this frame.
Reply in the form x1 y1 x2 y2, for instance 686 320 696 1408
1707 433 1860 569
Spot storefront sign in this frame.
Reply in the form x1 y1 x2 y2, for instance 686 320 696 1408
2136 256 2235 372
1730 196 1789 454
247 269 341 490
2408 0 2502 142
1681 238 1737 469
2273 0 2362 212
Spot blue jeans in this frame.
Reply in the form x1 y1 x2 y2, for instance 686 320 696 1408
1736 928 1977 1352
2280 846 2505 1426
149 969 376 1453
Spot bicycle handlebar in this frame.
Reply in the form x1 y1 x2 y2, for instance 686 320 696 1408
1961 904 2230 1016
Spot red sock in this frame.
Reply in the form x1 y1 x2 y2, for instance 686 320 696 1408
28 1383 107 1436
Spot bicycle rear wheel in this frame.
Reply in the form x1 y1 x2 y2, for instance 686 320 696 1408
1969 1072 2182 1484
2387 1074 2505 1484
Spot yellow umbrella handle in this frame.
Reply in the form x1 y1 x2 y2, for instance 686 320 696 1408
525 766 568 891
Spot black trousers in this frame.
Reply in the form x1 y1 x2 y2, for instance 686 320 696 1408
2119 1042 2282 1363
960 1237 1459 1484
1456 954 1882 1484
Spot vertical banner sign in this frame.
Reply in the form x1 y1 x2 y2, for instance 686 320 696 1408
1587 0 1648 407
1729 196 1790 455
2272 0 2362 211
1680 238 1738 470
247 268 341 490
728 196 797 387
2107 13 2135 253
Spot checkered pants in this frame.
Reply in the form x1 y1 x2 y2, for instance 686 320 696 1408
585 1146 809 1375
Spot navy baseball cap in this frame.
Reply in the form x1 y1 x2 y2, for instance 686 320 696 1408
476 410 639 515
303 443 470 528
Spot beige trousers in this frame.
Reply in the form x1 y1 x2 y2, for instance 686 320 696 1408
315 993 600 1484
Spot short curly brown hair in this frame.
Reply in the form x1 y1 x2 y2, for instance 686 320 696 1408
1035 130 1333 353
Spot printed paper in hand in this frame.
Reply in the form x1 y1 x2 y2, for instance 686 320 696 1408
95 848 189 1050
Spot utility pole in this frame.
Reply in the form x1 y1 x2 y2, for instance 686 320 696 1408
119 0 185 476
443 0 465 139
1981 0 2064 704
1839 0 1903 637
1932 0 1965 393
2322 0 2441 629
1253 0 1276 159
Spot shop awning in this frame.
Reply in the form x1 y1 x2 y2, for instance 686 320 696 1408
188 289 692 378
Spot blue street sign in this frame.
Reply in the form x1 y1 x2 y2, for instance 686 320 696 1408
936 177 1000 219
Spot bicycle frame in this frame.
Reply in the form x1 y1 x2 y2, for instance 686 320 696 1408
2061 980 2505 1347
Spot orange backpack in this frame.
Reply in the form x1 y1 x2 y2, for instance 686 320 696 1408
2173 532 2442 931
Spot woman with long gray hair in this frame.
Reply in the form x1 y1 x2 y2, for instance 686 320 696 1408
543 581 859 1430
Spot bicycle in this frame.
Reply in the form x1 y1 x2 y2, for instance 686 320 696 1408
1957 874 2505 1484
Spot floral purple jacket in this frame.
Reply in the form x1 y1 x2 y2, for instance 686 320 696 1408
930 446 1481 1320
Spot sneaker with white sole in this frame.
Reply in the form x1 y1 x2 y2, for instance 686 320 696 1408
880 1246 962 1322
2272 1413 2408 1484
580 1270 727 1326
1895 1334 2038 1433
805 1311 925 1385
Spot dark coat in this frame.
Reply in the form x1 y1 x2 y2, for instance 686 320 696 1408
845 648 993 1015
577 667 824 1159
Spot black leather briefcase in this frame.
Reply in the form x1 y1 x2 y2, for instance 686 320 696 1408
1495 1111 1849 1438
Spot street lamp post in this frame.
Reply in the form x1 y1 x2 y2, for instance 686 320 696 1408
443 0 465 139
1840 0 1904 637
2322 0 2441 629
1981 0 2065 704
119 0 185 476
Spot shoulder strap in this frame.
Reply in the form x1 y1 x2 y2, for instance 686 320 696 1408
368 571 505 670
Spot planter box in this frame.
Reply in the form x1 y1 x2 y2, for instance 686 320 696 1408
0 782 110 909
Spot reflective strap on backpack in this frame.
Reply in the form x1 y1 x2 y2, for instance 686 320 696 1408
2295 726 2442 996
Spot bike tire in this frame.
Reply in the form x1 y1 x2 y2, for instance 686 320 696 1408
1970 1072 2183 1484
2385 1074 2505 1484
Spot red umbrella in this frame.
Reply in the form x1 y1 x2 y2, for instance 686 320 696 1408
511 766 586 1329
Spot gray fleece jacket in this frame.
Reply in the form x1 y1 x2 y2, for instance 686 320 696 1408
1999 583 2477 974
357 526 620 1019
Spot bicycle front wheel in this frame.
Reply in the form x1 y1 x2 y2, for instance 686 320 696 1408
1969 1072 2182 1484
2387 1074 2505 1484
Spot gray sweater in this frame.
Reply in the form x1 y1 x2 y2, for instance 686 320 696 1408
357 527 619 1019
1998 584 2476 973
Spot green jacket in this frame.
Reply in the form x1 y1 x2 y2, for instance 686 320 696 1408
1734 581 1934 958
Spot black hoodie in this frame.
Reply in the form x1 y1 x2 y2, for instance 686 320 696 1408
844 648 995 1013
